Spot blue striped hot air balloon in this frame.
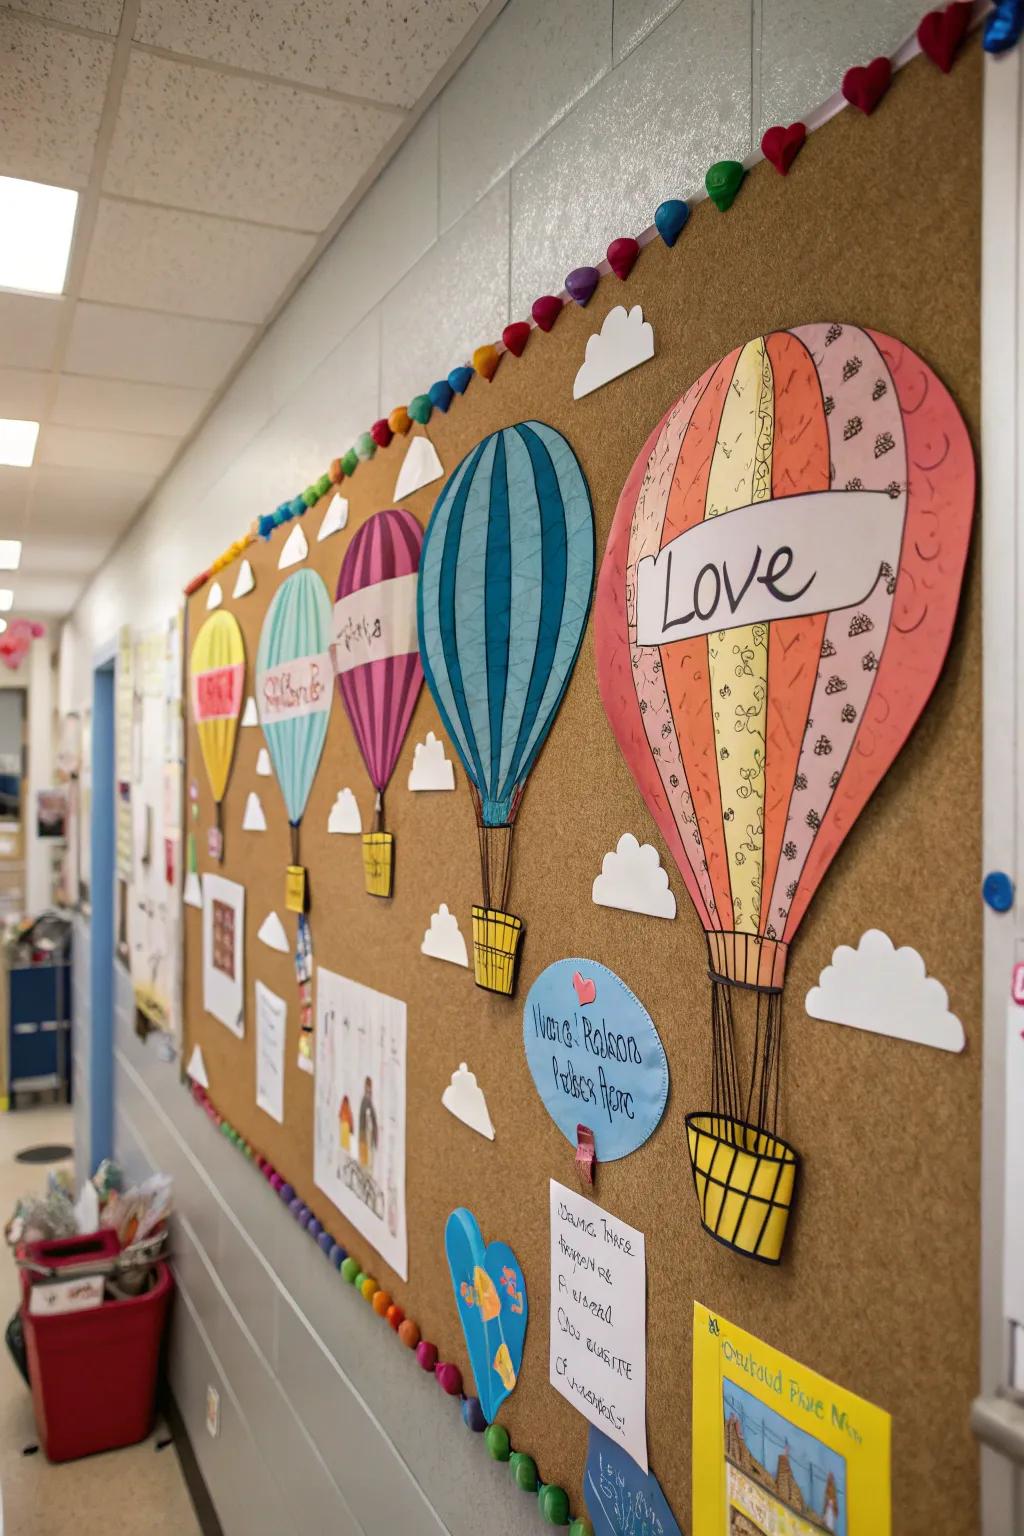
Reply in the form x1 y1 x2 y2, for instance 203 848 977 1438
418 421 594 993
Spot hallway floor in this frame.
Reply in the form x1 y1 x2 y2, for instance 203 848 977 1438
0 1104 202 1536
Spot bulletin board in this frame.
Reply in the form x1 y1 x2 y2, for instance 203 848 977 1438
182 47 982 1535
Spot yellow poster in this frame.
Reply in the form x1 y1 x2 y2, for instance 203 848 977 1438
692 1303 890 1536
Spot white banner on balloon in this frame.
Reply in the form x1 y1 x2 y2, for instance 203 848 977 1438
257 653 332 725
634 490 903 645
330 573 419 676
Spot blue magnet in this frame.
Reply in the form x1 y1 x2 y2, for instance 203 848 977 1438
983 871 1015 912
984 0 1024 54
448 366 473 395
429 379 454 413
654 198 690 247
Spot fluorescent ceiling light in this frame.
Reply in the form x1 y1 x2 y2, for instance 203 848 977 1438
0 619 6 634
0 419 39 468
0 591 11 611
0 177 78 295
0 542 22 571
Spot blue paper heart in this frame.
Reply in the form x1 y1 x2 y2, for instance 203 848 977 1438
654 198 690 248
445 1208 528 1423
448 366 474 395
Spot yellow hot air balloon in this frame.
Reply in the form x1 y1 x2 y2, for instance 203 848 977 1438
190 610 245 859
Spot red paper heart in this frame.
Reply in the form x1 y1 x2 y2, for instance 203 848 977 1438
917 2 971 73
572 971 597 1007
842 56 892 115
760 121 806 175
502 321 531 358
531 294 563 333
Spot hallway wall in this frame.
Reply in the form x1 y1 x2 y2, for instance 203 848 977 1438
60 2 925 1530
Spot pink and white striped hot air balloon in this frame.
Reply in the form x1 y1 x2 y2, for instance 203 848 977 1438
331 508 424 897
596 321 974 1263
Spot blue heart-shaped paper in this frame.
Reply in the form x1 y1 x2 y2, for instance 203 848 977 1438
445 1207 528 1423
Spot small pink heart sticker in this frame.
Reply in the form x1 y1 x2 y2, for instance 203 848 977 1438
572 971 597 1007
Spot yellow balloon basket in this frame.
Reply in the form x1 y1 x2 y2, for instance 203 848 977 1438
471 906 523 996
685 1112 799 1265
361 832 394 898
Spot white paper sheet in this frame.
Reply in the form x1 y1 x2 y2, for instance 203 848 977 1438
255 980 286 1124
201 874 244 1036
314 968 408 1279
549 1180 648 1472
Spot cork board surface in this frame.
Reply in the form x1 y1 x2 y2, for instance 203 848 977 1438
184 47 982 1536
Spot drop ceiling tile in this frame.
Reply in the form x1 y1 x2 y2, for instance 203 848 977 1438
134 0 492 109
8 573 84 615
65 302 255 389
0 369 50 420
38 423 178 476
0 12 113 186
0 466 31 522
31 464 155 524
19 527 120 577
5 1 125 32
104 52 398 232
0 294 64 370
81 199 316 323
52 374 210 437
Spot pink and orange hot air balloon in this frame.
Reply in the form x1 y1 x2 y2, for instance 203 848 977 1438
596 321 974 1263
331 509 423 897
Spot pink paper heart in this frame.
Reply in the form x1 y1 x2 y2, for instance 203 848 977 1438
572 971 597 1007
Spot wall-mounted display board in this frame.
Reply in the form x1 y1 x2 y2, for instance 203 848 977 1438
182 48 982 1535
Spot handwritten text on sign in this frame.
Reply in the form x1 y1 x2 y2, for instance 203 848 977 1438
192 662 244 722
550 1180 648 1472
634 490 903 644
257 653 332 725
330 573 419 675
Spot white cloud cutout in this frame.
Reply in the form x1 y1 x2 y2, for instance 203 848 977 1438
805 929 965 1053
421 903 469 966
232 559 255 598
185 1043 209 1088
442 1062 494 1139
327 787 362 834
257 910 289 952
394 436 444 502
242 790 266 831
206 580 223 611
408 731 456 791
256 747 272 776
318 496 349 541
183 870 203 909
573 304 655 401
278 523 308 569
241 696 259 727
592 832 676 920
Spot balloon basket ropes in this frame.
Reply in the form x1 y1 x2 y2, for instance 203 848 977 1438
362 832 394 898
471 906 523 996
685 1111 798 1265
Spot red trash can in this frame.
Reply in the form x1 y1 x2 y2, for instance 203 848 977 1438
19 1231 173 1462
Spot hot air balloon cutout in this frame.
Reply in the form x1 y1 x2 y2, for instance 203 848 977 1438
596 323 974 1263
190 610 245 862
331 509 424 897
256 569 333 1071
419 422 595 996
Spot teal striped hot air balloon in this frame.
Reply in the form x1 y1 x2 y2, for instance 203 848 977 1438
418 421 594 993
256 568 333 835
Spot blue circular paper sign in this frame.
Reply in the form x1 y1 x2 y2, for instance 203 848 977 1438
523 958 669 1160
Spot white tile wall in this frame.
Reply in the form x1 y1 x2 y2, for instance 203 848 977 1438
65 3 929 1531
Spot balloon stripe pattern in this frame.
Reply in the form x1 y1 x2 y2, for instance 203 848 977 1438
334 508 423 795
256 569 333 826
190 610 245 805
596 323 974 985
419 421 595 827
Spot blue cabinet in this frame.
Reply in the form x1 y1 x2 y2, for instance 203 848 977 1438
8 963 72 1098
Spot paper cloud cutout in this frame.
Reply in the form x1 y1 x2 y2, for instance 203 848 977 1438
242 790 266 831
327 787 362 834
573 304 655 400
592 833 676 920
185 1043 209 1089
408 731 456 791
421 903 469 966
183 870 203 909
241 696 259 727
256 747 271 776
805 929 966 1053
318 496 349 541
257 910 289 952
278 523 308 569
442 1062 494 1139
206 580 223 611
232 559 255 598
394 436 444 502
